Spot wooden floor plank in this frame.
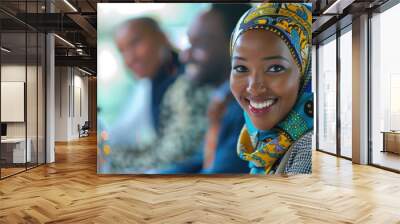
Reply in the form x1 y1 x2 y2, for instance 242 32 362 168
0 135 399 223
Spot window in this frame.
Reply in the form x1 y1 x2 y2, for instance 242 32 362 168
371 2 400 171
0 1 47 179
317 36 337 154
339 28 352 158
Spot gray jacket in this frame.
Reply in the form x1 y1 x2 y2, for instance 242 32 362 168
274 131 313 175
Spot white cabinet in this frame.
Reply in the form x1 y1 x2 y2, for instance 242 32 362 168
1 138 32 163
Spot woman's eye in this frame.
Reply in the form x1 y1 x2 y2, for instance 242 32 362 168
266 65 286 73
233 65 249 73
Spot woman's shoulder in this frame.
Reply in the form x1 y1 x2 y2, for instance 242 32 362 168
283 131 313 175
291 131 313 151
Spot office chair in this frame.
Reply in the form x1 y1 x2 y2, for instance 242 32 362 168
79 121 90 138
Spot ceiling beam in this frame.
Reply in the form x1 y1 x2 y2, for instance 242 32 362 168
67 13 97 45
322 0 356 15
55 55 96 71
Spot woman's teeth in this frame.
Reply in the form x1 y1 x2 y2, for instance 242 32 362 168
249 99 276 109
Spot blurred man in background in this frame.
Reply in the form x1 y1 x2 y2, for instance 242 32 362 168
108 15 212 172
108 17 182 149
156 4 251 173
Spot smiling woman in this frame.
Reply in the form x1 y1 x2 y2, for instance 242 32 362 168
231 30 300 131
229 3 313 175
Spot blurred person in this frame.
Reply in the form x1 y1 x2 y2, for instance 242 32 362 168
110 4 250 173
107 17 182 148
230 3 313 175
154 4 252 174
110 68 212 173
109 14 215 172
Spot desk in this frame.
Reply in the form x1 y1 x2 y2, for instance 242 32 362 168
382 131 400 154
1 138 31 163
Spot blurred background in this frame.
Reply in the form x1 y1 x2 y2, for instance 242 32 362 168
97 3 215 173
98 3 210 126
97 3 258 174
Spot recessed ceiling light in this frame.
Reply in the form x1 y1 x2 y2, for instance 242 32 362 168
78 67 92 76
63 0 78 12
323 0 345 15
1 47 11 53
54 34 75 48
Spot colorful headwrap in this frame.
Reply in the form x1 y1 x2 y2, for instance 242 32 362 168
231 3 313 174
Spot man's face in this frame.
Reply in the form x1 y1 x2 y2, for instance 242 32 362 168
116 22 164 79
180 11 230 86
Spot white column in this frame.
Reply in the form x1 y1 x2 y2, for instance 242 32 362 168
45 0 55 163
46 33 55 163
352 14 369 164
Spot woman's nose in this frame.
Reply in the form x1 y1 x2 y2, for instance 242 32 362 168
246 74 267 96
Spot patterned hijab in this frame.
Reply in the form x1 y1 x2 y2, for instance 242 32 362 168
230 3 313 174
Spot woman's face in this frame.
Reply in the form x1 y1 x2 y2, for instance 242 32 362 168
230 29 301 131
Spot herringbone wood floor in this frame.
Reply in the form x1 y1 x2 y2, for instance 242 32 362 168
0 135 400 224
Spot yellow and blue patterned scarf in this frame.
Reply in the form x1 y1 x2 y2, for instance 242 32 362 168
231 3 313 174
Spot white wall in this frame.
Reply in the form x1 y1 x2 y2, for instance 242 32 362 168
1 65 26 139
54 67 89 141
1 64 46 164
55 66 69 141
72 73 89 138
1 65 27 141
1 65 39 138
